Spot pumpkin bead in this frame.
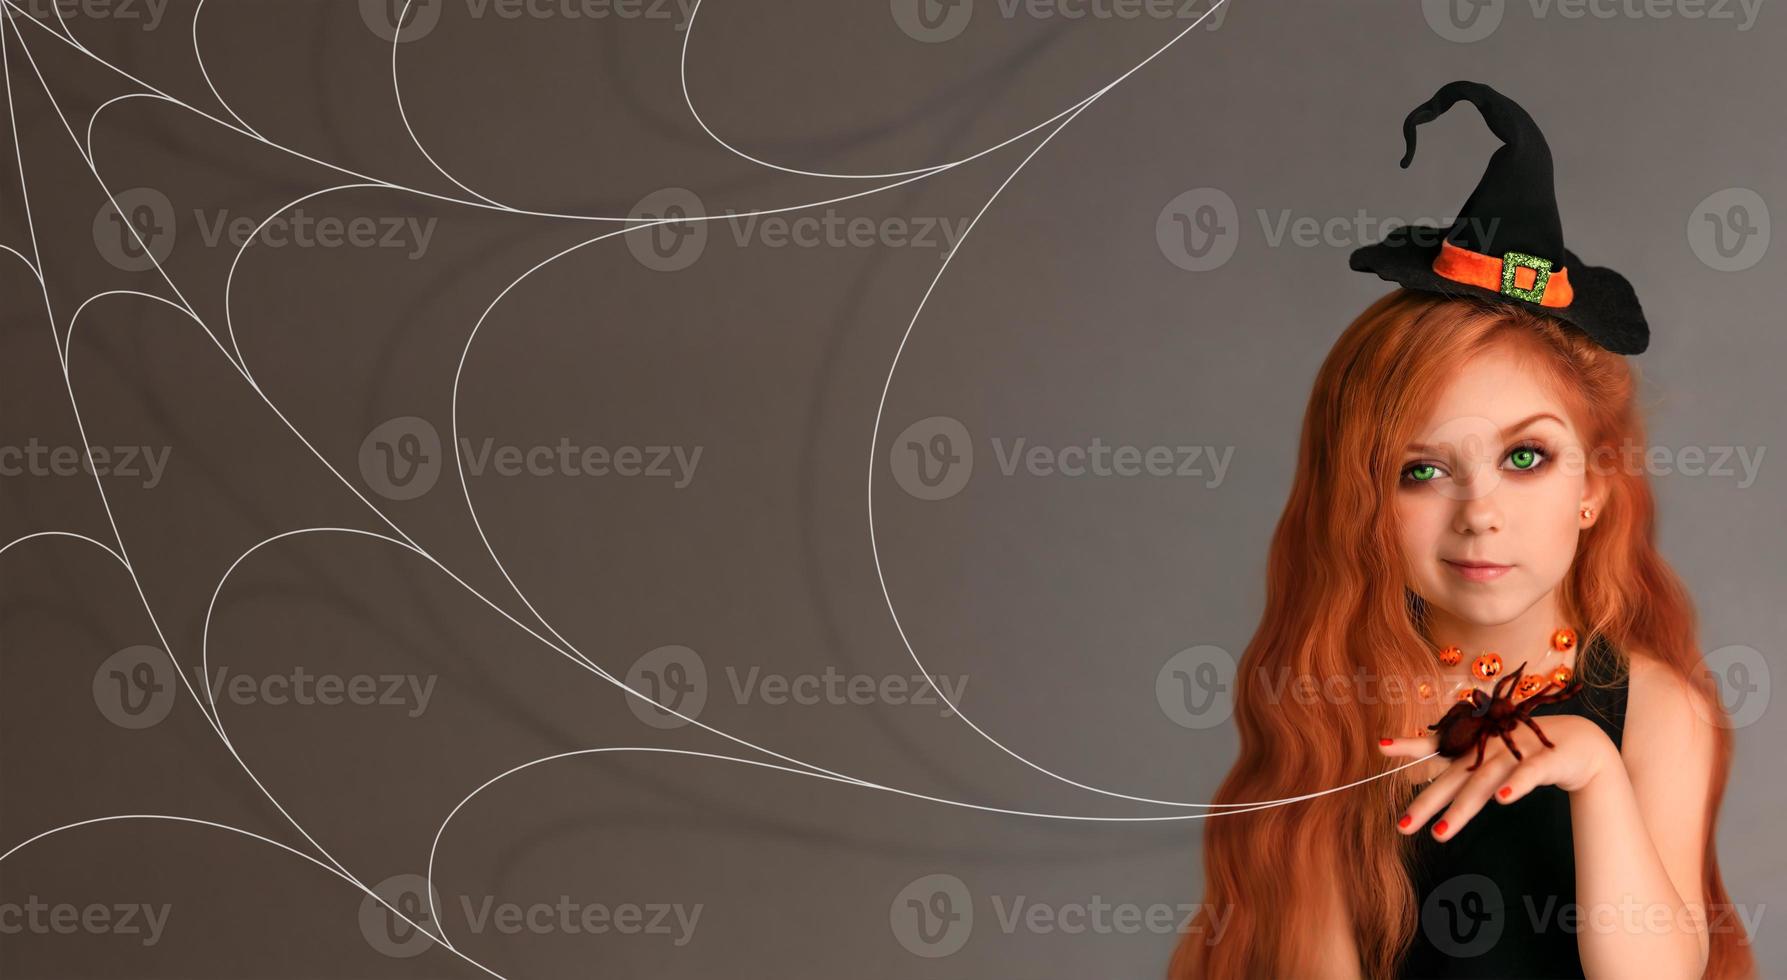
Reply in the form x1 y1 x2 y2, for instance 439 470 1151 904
1471 652 1504 682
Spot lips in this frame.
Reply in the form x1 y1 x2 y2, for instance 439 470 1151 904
1443 559 1512 582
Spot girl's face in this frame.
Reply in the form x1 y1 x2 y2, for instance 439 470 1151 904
1394 345 1601 626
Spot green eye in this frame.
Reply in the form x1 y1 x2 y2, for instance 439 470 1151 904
1405 463 1439 483
1507 445 1544 471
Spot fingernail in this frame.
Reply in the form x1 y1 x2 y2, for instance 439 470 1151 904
1397 814 1412 829
1497 786 1512 799
1433 819 1449 837
1379 738 1394 746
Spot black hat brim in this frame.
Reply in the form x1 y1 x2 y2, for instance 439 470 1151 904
1349 225 1649 355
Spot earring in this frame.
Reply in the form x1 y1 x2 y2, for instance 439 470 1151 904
1580 506 1593 520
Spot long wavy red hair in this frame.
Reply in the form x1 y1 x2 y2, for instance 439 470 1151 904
1169 289 1753 978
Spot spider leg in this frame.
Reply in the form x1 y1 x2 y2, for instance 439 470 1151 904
1466 735 1488 772
1521 681 1584 708
1498 728 1524 762
1517 714 1558 749
1495 662 1528 701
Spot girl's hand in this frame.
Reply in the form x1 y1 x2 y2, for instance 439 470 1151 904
1376 713 1621 842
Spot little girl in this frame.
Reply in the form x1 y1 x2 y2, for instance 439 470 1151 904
1171 81 1754 978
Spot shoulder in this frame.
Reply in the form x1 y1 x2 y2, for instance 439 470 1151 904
1620 649 1721 774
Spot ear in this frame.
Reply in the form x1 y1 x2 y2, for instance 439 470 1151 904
1580 465 1610 528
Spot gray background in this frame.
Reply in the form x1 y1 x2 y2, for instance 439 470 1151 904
0 0 1781 976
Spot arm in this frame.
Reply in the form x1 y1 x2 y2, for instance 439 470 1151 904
1569 656 1714 977
1306 870 1365 979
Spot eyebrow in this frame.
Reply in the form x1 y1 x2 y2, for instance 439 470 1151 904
1405 412 1565 455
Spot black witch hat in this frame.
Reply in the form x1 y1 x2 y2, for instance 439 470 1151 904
1348 80 1649 355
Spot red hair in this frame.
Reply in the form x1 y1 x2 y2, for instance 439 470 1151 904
1170 289 1753 978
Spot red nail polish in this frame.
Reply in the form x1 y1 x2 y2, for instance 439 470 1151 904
1379 738 1394 746
1434 819 1449 836
1397 814 1412 828
1497 786 1512 799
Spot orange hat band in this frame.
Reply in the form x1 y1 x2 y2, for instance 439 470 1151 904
1431 239 1574 308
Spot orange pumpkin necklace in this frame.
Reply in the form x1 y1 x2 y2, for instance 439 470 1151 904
1415 627 1580 710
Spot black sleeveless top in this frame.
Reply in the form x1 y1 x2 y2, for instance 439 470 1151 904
1398 635 1630 979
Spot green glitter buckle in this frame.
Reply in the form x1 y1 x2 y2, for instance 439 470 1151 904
1499 251 1552 302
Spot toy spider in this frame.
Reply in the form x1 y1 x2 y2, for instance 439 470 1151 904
1427 661 1585 771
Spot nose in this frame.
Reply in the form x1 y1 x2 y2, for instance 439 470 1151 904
1451 466 1505 535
